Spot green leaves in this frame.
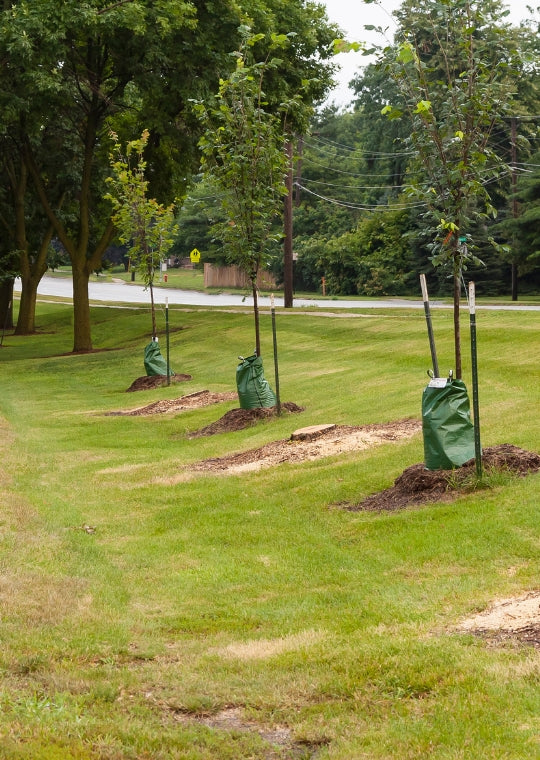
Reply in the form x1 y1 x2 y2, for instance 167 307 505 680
413 99 432 114
105 130 178 286
381 104 403 120
332 39 365 55
194 37 289 277
397 41 418 66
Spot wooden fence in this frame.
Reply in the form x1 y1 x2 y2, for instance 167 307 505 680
204 263 277 290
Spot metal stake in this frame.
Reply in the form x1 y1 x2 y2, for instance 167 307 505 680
270 294 281 415
165 297 170 386
468 282 482 477
420 274 440 377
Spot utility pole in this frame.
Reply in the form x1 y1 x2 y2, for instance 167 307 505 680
283 140 294 308
295 137 303 207
510 117 518 302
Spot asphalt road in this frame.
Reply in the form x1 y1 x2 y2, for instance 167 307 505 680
14 275 540 311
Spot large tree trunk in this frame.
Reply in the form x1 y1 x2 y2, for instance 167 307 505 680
72 264 93 352
0 279 14 333
15 276 39 334
15 230 52 335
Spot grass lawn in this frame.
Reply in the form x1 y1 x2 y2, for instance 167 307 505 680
0 299 539 759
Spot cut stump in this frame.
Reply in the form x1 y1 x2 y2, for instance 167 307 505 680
291 424 336 442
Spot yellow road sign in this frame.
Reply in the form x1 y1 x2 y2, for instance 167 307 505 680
190 248 201 263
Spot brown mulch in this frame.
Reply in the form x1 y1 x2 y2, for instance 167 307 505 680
188 402 305 438
106 390 238 416
126 374 192 392
469 624 540 649
344 444 540 512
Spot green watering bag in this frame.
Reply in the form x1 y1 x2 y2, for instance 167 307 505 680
236 354 276 410
144 340 174 377
422 378 475 470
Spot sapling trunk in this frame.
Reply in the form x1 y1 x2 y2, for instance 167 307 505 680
149 279 157 339
453 248 462 380
252 276 261 357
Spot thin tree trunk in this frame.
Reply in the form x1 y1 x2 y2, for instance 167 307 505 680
149 279 157 339
511 260 518 302
453 263 462 380
252 278 261 357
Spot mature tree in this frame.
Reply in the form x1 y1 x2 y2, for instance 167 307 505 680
106 130 177 339
1 0 238 351
370 0 523 377
1 0 338 352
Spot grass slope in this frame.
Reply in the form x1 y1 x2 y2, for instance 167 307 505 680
0 301 538 759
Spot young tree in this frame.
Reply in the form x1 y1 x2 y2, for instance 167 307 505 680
370 0 523 377
195 31 290 356
106 131 177 340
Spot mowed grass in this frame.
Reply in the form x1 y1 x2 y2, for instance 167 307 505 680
0 300 539 759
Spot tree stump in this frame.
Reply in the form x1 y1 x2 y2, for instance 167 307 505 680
290 424 336 442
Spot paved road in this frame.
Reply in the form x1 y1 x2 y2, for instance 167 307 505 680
14 275 540 311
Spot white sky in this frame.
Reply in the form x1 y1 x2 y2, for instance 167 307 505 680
322 0 537 106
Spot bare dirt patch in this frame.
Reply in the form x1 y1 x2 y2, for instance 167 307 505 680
107 390 238 416
343 444 540 512
191 418 421 474
456 591 540 649
169 706 326 759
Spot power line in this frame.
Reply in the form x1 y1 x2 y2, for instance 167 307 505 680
302 156 408 179
295 182 427 211
297 177 414 191
306 134 415 158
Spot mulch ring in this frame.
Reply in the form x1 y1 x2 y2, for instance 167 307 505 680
127 374 192 392
188 402 305 438
106 390 238 416
343 444 540 512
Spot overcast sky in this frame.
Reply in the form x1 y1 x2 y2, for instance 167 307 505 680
322 0 537 106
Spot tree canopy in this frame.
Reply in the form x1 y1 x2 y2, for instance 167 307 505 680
1 0 339 350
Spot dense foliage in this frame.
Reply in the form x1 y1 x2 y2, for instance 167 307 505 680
176 2 540 305
1 0 539 351
0 0 339 350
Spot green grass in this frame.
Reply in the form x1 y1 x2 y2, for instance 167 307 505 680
0 300 539 759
